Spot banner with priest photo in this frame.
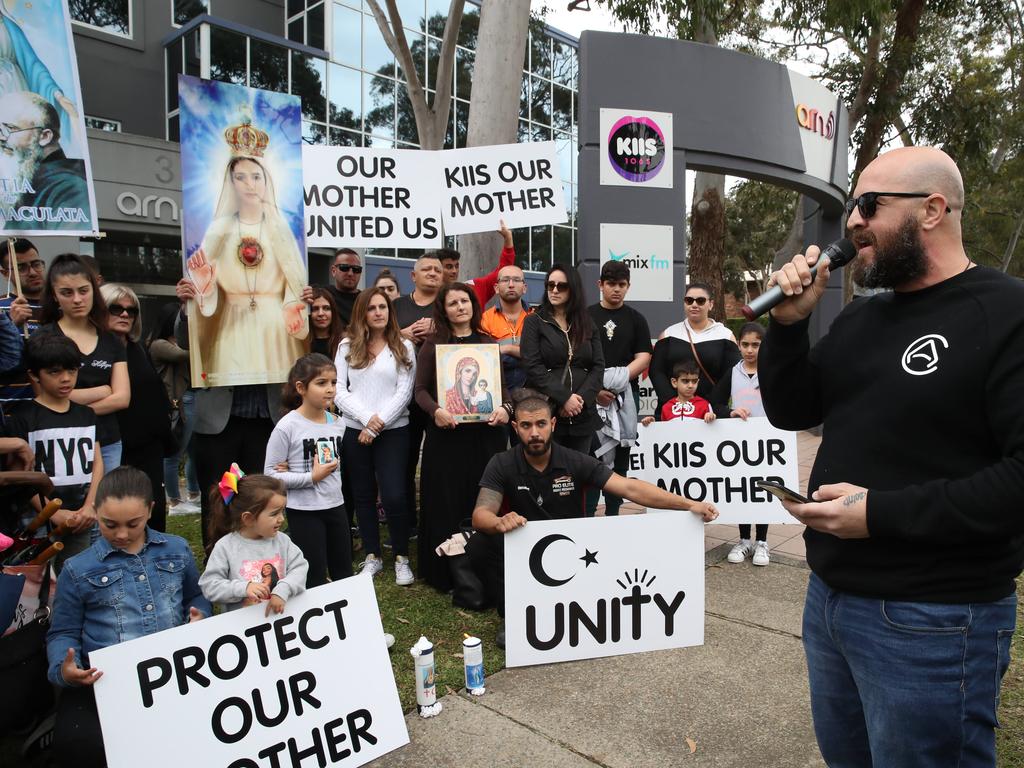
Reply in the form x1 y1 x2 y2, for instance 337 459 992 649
0 0 98 236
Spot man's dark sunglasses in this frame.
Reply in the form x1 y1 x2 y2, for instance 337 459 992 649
333 264 363 274
109 304 139 318
845 191 951 220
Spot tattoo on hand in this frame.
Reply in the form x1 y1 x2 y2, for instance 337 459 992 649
842 492 866 507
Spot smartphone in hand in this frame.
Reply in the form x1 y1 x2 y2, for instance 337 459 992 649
756 479 809 505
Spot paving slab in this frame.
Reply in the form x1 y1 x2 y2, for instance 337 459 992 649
705 560 810 637
369 693 600 768
469 615 822 767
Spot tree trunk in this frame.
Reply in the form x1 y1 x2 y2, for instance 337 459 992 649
686 17 727 320
365 0 464 150
1000 211 1024 273
772 195 804 272
458 0 531 277
688 184 727 321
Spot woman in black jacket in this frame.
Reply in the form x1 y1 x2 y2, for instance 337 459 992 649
521 263 605 453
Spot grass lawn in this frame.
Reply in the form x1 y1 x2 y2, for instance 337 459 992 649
996 575 1024 765
165 512 505 714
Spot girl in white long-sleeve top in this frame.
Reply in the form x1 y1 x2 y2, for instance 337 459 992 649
334 287 417 586
263 353 351 587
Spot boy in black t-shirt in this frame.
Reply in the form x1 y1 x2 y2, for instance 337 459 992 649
586 261 652 516
7 332 104 560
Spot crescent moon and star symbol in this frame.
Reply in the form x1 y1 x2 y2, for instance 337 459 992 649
528 534 601 587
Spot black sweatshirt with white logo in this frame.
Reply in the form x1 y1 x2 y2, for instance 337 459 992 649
759 265 1024 603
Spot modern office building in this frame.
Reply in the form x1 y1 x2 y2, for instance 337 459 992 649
62 0 578 318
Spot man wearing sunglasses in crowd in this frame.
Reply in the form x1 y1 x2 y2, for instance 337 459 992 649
759 146 1023 766
323 247 362 326
0 238 45 411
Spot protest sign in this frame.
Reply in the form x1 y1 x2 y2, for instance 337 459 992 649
631 418 801 525
440 141 567 235
91 577 408 768
0 0 98 235
179 75 308 387
303 146 441 248
504 513 704 667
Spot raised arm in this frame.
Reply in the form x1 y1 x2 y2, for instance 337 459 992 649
470 220 516 306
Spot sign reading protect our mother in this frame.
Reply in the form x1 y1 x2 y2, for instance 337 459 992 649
504 513 704 667
0 0 98 235
631 419 801 525
303 146 441 248
439 141 567 235
178 75 308 388
90 578 409 768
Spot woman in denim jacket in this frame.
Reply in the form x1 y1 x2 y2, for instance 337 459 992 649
46 466 211 768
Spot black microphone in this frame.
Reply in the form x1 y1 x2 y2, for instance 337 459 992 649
741 238 857 320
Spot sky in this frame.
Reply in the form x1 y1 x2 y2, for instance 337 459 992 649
532 1 628 39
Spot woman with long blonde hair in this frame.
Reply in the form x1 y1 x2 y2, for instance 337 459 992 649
334 287 417 585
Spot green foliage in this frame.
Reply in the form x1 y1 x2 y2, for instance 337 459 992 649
723 180 800 298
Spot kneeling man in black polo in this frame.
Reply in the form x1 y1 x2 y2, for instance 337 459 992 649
467 389 718 647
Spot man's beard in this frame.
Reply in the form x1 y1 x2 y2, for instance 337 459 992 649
523 435 551 456
851 216 928 289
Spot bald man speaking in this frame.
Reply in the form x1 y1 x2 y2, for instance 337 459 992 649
759 146 1023 766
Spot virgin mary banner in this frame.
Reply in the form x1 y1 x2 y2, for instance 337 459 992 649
0 0 98 236
179 75 308 387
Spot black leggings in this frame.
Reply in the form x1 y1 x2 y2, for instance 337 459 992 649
286 504 353 588
53 686 105 768
739 524 768 541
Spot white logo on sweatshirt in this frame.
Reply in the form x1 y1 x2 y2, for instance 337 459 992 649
901 334 948 376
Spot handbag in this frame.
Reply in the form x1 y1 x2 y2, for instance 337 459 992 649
683 322 716 385
449 519 487 612
0 564 55 735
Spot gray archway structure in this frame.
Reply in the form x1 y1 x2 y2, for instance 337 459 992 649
577 31 849 342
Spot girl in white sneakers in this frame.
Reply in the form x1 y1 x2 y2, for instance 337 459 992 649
717 323 771 566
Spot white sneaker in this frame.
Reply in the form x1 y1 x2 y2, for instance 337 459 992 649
727 539 754 563
359 554 383 577
752 540 770 566
395 556 414 586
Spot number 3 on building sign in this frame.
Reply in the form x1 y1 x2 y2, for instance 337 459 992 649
155 155 174 184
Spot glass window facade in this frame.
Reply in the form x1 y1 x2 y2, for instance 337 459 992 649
283 2 578 269
70 0 131 37
173 0 210 26
164 3 577 269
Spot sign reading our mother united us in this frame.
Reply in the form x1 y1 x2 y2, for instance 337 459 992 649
90 578 408 768
631 419 801 526
504 514 705 667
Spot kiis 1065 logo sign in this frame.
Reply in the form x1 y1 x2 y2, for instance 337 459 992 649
600 108 673 189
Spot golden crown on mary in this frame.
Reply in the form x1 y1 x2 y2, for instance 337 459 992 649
224 115 269 158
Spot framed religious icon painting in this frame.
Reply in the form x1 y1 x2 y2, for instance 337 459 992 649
435 344 502 423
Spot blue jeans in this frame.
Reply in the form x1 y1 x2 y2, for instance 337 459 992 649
343 425 410 557
100 440 121 472
163 389 199 500
803 572 1017 767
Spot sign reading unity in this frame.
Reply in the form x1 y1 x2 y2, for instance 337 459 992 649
0 0 98 235
303 146 441 248
179 75 308 388
631 419 801 525
90 578 409 768
504 513 705 667
439 141 566 235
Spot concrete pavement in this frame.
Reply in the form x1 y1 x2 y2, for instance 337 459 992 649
371 434 825 767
